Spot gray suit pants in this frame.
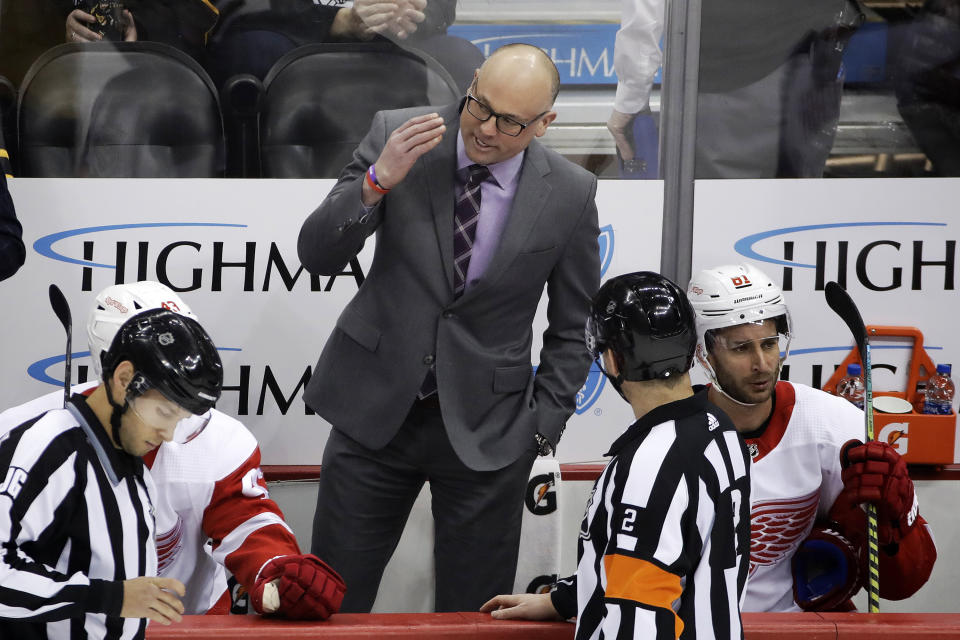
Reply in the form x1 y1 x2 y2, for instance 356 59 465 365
311 399 538 612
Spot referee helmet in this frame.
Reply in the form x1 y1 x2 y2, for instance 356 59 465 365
101 308 223 417
585 271 696 391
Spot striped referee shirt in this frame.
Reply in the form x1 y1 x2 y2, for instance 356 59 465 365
552 389 751 640
0 394 157 640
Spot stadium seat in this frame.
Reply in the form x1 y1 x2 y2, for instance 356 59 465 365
259 42 462 178
17 42 224 177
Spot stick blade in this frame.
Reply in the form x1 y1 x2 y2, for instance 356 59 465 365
824 281 867 363
49 284 72 334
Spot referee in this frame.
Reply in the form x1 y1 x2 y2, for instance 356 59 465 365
0 308 222 639
483 271 752 639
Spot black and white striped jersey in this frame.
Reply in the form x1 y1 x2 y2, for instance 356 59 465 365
552 389 751 640
0 394 157 640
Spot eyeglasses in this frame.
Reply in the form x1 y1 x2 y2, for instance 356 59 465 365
465 92 549 137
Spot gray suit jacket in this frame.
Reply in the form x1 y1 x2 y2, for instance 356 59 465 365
297 102 600 471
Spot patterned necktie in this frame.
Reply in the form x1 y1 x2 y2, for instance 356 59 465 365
452 163 490 297
417 163 490 400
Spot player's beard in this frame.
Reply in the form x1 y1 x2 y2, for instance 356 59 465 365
714 361 781 406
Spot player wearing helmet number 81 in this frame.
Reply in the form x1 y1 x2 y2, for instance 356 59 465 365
687 263 936 612
0 281 345 622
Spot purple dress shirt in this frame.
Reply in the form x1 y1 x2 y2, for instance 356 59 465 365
455 133 525 292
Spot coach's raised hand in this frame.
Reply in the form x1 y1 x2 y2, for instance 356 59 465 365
362 113 446 206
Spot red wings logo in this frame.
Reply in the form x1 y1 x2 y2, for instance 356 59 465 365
157 515 185 574
749 490 820 576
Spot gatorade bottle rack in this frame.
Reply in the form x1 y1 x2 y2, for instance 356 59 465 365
822 326 957 465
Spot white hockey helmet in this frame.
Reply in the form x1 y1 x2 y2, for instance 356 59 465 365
87 281 197 378
686 264 792 391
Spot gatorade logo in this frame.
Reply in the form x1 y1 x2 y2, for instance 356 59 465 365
878 422 908 455
525 473 558 515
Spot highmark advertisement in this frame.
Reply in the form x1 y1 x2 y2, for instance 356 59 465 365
4 178 662 465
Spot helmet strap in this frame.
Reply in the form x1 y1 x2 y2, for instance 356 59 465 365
103 375 131 443
596 355 629 402
699 349 764 408
714 381 762 407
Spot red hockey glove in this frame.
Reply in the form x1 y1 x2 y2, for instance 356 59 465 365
831 439 919 547
250 554 346 620
792 524 862 611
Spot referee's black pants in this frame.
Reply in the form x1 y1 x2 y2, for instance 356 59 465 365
311 398 538 613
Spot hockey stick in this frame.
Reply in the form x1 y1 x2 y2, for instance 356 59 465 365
824 281 880 613
48 284 72 409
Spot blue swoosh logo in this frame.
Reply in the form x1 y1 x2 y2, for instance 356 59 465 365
598 225 614 278
790 344 942 357
467 34 579 45
34 223 247 268
734 222 946 268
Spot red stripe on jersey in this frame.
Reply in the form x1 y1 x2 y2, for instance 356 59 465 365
201 447 301 588
743 381 796 463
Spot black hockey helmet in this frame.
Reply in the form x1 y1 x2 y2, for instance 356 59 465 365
585 271 696 384
101 308 223 416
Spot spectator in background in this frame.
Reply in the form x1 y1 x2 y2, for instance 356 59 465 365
610 0 864 178
206 0 481 91
65 0 219 61
0 121 26 282
893 0 960 176
606 0 663 178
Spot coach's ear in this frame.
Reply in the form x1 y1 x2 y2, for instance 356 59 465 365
532 111 557 137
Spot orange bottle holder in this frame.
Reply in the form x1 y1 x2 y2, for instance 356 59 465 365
821 326 957 464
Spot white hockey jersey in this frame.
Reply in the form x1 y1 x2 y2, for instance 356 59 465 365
740 380 864 612
0 383 301 615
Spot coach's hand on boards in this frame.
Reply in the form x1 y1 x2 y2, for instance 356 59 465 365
121 576 185 624
363 113 446 205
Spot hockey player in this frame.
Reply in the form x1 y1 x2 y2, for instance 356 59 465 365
686 263 937 611
482 272 751 639
0 281 345 620
0 308 222 639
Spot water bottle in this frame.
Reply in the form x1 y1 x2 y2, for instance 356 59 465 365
836 363 865 409
923 364 955 415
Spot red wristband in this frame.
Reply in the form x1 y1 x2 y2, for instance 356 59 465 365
366 165 390 194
